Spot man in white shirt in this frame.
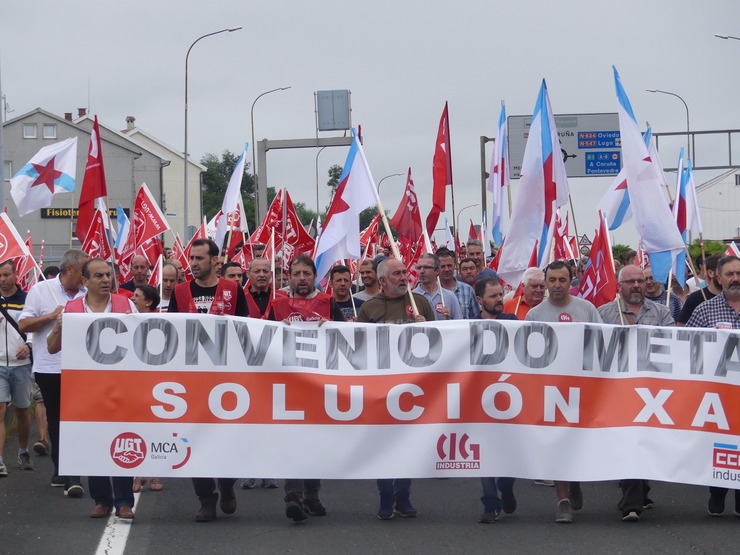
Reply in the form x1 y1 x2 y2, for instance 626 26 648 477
19 250 88 497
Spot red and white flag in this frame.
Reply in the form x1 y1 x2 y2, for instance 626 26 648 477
577 212 617 308
76 116 108 242
132 183 170 248
148 255 163 287
0 214 33 262
426 103 453 236
15 232 37 291
81 207 113 260
251 190 315 261
359 213 381 247
171 234 194 281
389 168 423 243
468 219 477 242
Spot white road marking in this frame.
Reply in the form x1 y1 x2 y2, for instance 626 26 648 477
94 491 141 555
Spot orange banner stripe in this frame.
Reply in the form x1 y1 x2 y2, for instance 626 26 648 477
61 369 740 431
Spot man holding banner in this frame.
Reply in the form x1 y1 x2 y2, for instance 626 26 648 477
357 258 434 520
47 258 137 519
268 254 344 523
526 260 603 524
168 238 247 522
686 255 740 516
598 264 674 522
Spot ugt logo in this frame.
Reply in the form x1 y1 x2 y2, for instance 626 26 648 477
110 432 147 469
436 432 480 470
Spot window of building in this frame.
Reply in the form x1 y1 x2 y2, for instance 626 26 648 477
3 161 11 181
23 123 37 139
735 174 740 186
43 123 57 139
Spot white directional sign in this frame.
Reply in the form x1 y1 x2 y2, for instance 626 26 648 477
508 113 621 179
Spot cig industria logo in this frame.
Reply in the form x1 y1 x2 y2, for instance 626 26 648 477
436 432 480 470
712 442 740 482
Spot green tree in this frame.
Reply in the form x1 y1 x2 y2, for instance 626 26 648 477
201 150 268 230
612 244 631 264
327 164 343 191
688 239 729 266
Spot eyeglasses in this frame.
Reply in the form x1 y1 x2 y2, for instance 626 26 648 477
416 265 436 271
619 279 646 285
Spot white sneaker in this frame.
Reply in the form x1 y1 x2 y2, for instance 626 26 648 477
0 462 7 477
555 500 573 523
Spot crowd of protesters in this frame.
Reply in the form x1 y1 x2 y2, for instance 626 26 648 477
1 239 739 525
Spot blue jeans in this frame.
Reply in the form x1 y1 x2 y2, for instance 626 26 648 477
89 476 135 510
377 478 411 498
480 477 515 512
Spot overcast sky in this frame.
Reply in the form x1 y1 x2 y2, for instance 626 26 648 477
3 0 739 248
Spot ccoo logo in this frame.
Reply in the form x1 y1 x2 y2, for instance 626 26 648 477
110 432 147 469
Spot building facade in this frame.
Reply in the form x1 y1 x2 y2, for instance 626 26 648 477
2 108 168 262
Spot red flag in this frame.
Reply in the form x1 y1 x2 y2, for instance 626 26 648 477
359 213 380 247
14 232 36 291
468 219 477 242
405 237 429 289
171 234 194 281
138 237 163 266
184 219 207 264
132 183 170 249
0 214 32 262
81 208 112 260
148 255 163 287
577 212 617 307
76 116 108 243
426 102 453 236
389 168 423 242
250 190 315 258
489 240 504 271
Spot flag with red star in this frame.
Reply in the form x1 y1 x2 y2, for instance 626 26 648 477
10 137 78 216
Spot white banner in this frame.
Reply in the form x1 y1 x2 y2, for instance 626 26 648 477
60 314 740 488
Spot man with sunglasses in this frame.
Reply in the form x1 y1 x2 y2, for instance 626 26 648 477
598 264 674 522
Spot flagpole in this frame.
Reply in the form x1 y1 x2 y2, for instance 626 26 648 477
280 188 287 270
567 196 580 253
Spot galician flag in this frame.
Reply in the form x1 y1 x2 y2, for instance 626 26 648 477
496 80 570 287
314 129 380 281
488 102 509 246
10 137 78 216
612 66 683 283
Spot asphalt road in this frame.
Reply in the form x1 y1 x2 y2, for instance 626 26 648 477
1 432 739 555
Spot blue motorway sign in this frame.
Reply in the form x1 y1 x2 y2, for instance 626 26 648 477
585 151 621 175
508 113 621 178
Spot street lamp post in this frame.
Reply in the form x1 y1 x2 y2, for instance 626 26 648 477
715 33 740 41
251 87 291 226
377 172 404 193
456 203 479 239
315 146 327 218
646 88 691 161
184 27 241 240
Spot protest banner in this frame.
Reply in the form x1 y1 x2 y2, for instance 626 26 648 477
60 315 740 487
